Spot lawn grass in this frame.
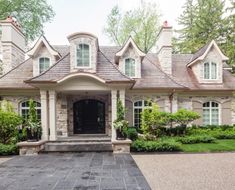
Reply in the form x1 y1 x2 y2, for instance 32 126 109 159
181 139 235 152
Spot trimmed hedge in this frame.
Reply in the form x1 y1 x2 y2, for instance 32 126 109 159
125 127 138 141
131 139 182 152
177 135 216 144
0 144 18 156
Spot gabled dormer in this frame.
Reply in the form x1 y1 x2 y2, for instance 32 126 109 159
27 36 61 76
115 37 145 78
187 40 229 84
67 32 98 73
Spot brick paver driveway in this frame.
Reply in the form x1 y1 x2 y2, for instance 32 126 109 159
0 153 150 190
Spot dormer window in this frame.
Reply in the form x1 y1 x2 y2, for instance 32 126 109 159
125 58 136 77
39 57 50 73
204 62 217 79
76 44 90 67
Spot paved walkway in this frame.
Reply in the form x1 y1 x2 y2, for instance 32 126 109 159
0 153 150 190
132 152 235 190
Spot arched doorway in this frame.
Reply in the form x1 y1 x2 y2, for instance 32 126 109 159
73 99 105 134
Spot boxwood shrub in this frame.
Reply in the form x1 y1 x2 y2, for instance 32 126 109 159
131 139 182 152
177 135 216 144
125 127 138 141
0 144 18 156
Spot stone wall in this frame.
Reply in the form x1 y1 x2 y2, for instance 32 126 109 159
55 94 111 137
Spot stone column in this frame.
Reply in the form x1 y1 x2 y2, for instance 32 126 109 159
119 89 125 107
49 90 57 141
40 90 49 140
111 90 117 141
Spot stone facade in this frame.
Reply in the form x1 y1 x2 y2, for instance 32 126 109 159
55 93 111 137
68 34 98 73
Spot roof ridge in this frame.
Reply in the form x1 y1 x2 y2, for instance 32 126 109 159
26 53 70 82
98 50 133 81
0 58 31 80
145 56 188 89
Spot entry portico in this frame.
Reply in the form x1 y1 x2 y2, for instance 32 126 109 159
31 72 131 142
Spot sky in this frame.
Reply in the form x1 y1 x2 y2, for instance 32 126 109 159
44 0 186 45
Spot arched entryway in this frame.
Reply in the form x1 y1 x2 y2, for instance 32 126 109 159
73 99 105 134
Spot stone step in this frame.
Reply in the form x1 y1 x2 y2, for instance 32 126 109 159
41 141 113 152
56 136 111 142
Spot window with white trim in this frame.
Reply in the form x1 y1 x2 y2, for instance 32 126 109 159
134 100 151 128
39 57 50 73
203 101 219 125
76 44 90 67
20 101 41 121
125 58 136 77
204 62 217 79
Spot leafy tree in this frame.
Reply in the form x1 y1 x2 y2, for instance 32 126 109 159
172 109 200 127
0 0 55 41
104 1 160 53
0 101 22 144
141 103 171 136
174 0 225 53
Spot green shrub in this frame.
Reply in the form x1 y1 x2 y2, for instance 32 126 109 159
0 143 18 155
125 127 138 141
131 139 182 152
0 109 22 144
212 131 235 139
177 135 216 144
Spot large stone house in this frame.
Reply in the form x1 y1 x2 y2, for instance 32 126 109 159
0 18 235 143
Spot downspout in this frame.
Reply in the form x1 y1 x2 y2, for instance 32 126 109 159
169 89 176 113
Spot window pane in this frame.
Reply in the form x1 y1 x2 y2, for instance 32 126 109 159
211 63 217 79
125 58 135 77
134 101 142 107
39 57 50 73
77 44 90 67
203 109 210 125
211 109 219 125
204 62 210 79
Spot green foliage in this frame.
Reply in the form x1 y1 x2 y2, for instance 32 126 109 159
113 98 128 135
0 143 18 155
131 139 182 152
104 1 160 53
0 100 14 112
26 99 42 139
177 135 216 144
141 103 171 136
0 105 22 144
174 0 234 65
0 0 55 42
124 127 138 141
172 109 200 126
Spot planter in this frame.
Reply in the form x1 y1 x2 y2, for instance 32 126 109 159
26 128 40 142
116 129 127 140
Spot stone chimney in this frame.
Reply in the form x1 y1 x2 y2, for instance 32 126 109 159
0 16 25 75
156 21 173 75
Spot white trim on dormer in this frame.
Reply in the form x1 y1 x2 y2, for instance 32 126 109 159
27 36 60 57
74 43 92 69
116 37 146 57
187 40 229 67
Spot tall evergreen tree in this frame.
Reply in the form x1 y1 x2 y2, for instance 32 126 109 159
174 0 225 53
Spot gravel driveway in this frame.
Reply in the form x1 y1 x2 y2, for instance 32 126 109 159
132 152 235 190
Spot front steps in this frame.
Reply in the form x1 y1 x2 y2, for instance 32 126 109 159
41 135 113 153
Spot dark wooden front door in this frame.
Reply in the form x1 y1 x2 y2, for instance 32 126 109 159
73 99 105 134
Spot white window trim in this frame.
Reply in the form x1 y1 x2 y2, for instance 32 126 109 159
125 58 137 78
38 57 51 74
203 61 218 80
202 101 221 125
75 43 92 69
133 100 151 128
